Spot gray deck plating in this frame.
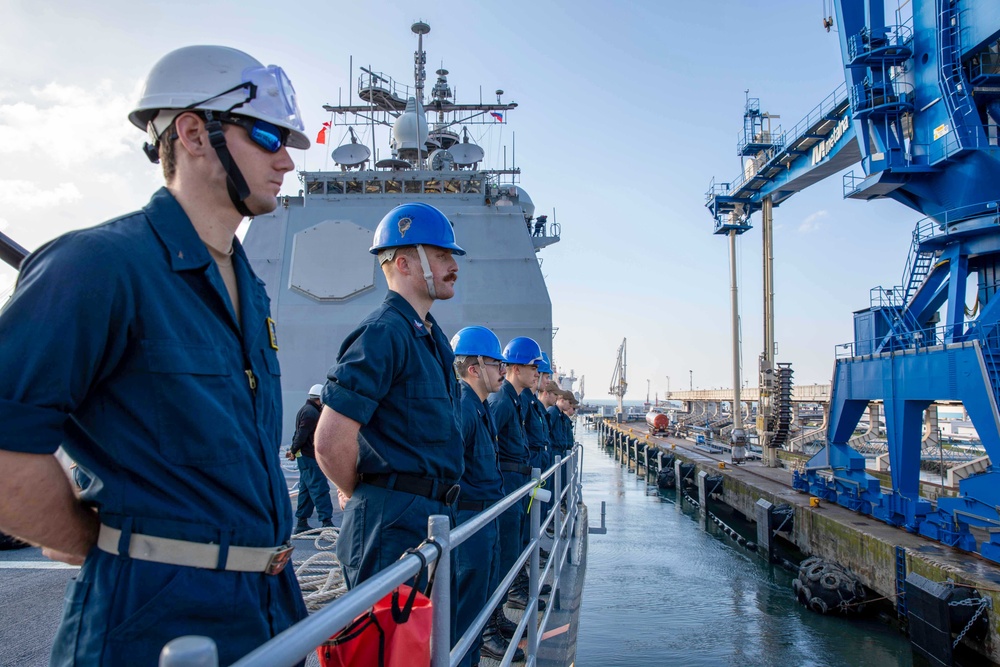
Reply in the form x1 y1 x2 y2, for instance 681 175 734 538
0 547 77 667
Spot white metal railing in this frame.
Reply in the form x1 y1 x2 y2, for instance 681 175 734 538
158 446 584 667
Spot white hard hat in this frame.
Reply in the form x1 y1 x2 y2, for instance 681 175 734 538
308 384 324 398
129 45 309 150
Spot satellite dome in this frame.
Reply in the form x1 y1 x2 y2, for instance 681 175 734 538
514 186 535 219
392 97 429 160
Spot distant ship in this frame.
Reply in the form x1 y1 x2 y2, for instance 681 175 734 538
242 21 563 439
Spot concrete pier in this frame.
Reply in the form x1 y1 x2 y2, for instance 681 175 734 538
597 418 1000 664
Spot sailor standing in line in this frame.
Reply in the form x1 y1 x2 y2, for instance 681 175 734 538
314 202 464 603
449 326 522 665
527 352 556 474
487 336 543 621
517 351 556 580
287 384 334 532
0 46 310 665
538 379 562 469
548 388 576 498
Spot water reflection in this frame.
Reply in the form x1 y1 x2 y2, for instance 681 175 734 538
576 427 915 667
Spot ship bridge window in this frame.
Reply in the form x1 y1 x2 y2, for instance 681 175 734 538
424 179 442 193
365 180 383 194
385 180 402 193
326 180 344 194
445 179 461 194
405 180 422 194
346 179 362 194
463 179 481 194
307 181 324 195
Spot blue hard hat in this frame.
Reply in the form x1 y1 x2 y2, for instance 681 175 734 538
369 202 466 255
537 352 552 375
450 326 506 361
503 336 543 366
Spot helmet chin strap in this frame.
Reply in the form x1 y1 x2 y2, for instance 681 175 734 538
204 111 254 218
415 244 437 299
476 355 493 396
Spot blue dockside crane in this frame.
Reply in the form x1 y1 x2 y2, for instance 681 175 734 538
708 1 1000 562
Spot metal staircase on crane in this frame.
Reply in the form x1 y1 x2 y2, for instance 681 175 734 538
936 0 980 157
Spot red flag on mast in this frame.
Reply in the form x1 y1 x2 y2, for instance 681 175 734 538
316 121 332 144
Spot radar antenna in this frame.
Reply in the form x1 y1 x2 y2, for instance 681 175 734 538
331 127 371 168
411 21 430 103
609 338 627 416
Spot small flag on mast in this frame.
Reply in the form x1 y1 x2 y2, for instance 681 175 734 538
316 121 333 144
490 111 503 122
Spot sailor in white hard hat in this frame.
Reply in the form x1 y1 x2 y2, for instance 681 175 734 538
288 384 335 532
0 45 309 666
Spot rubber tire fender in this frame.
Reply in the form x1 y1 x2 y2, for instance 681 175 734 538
809 597 829 615
820 573 841 591
805 563 827 582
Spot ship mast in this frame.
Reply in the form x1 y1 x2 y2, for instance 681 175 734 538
411 21 429 170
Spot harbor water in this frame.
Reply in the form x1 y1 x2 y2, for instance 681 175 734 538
575 425 917 667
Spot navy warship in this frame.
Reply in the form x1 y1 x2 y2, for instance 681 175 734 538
241 21 562 441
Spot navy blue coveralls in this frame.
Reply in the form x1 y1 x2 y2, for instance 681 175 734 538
290 400 333 526
521 390 553 473
547 405 573 494
522 390 553 517
487 379 531 584
0 189 306 666
454 380 504 667
324 291 463 592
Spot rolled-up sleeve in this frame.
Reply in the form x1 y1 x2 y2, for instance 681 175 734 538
0 232 131 454
323 322 398 426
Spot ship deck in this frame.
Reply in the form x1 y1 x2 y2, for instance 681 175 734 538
0 465 586 667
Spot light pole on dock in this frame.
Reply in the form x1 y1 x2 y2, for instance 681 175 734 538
728 229 747 464
689 370 693 391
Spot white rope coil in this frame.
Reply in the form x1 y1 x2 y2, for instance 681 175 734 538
291 526 347 611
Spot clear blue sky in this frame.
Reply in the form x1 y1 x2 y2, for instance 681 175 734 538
0 0 919 400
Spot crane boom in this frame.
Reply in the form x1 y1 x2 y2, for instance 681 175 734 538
608 338 627 416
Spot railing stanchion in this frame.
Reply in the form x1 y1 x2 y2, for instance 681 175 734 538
528 466 541 659
429 514 451 667
553 455 563 582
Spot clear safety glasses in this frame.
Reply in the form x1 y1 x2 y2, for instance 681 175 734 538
238 64 305 132
181 64 305 133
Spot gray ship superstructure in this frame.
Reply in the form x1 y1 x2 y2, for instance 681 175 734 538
242 21 561 440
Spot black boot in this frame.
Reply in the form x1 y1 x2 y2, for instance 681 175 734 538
480 632 525 662
294 520 311 533
493 606 517 640
518 565 551 596
507 585 547 611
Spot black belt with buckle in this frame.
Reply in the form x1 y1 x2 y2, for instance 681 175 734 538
361 473 461 506
498 462 531 475
457 499 496 512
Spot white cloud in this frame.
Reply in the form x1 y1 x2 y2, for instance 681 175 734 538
0 216 7 231
0 180 81 210
0 80 136 167
798 210 828 233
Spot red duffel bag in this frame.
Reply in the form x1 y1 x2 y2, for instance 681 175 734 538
318 542 439 667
